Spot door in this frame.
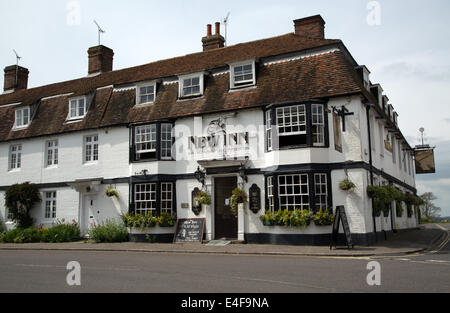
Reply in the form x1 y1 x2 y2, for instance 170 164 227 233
214 177 238 239
83 195 99 236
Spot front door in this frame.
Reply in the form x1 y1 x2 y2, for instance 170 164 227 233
82 195 99 236
214 177 238 239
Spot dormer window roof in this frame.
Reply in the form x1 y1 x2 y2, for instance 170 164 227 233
229 60 256 89
68 96 87 120
179 72 204 98
14 106 30 130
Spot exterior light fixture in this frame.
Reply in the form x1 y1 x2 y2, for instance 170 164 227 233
194 166 206 187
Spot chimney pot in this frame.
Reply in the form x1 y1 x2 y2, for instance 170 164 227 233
87 45 114 75
3 65 29 93
293 15 326 39
206 24 212 36
215 22 220 35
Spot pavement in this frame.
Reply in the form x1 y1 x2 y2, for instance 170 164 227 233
0 224 447 257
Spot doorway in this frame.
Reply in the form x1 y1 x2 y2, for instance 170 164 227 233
82 194 99 237
214 176 238 239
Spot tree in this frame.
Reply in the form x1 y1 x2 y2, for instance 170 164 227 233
4 182 41 228
420 192 441 220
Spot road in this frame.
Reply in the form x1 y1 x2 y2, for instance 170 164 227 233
0 225 449 293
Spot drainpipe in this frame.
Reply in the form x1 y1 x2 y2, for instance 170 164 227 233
365 103 377 242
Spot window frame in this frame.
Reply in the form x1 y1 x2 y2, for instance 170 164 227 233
14 107 31 129
130 180 176 217
131 122 174 162
83 134 99 164
45 140 59 168
265 171 332 213
9 144 22 171
229 60 256 89
136 81 157 106
43 191 57 220
264 102 329 151
178 72 204 98
68 96 88 120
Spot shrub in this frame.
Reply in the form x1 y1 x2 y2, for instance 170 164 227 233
0 228 42 243
262 209 313 227
157 212 177 227
313 209 335 226
396 201 404 217
89 219 129 243
0 220 4 234
5 182 41 228
41 224 81 243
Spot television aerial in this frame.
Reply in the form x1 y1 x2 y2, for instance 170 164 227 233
94 20 106 46
223 12 230 46
13 49 21 66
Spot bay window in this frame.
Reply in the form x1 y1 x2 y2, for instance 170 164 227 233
266 102 328 150
131 181 175 217
132 122 174 162
134 183 157 216
266 172 331 213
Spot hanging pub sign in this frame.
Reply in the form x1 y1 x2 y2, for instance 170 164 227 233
249 184 261 214
414 148 436 174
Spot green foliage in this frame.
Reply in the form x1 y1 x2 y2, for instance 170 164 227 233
41 223 81 243
260 209 313 227
88 219 129 243
157 212 177 227
0 222 80 243
339 178 356 191
230 188 248 215
0 220 3 234
367 185 405 216
121 213 157 229
105 186 120 198
5 182 41 228
194 191 212 206
313 209 335 226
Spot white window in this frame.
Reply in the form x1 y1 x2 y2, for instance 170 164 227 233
44 191 57 219
267 176 275 212
135 183 157 216
314 174 328 210
137 83 156 105
68 97 87 120
278 174 309 211
276 105 306 136
179 73 203 98
312 104 325 146
161 124 173 160
230 61 256 88
266 111 272 151
84 135 99 163
135 125 157 160
9 144 22 170
46 140 58 167
161 183 173 214
379 123 384 157
14 107 30 129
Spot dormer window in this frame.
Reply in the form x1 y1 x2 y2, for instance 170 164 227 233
14 107 30 129
179 73 204 98
230 60 256 89
68 96 87 120
137 82 157 105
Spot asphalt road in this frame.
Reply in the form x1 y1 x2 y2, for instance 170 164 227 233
0 225 449 293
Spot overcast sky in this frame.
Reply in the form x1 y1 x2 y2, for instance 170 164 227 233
1 0 449 215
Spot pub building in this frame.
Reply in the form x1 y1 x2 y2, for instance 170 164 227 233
0 15 418 245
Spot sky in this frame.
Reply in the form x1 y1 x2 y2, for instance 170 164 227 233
0 0 449 216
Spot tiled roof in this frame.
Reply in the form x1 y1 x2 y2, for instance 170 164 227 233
0 33 364 142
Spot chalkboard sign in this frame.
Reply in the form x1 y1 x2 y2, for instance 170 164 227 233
249 184 261 214
330 206 354 250
173 218 206 243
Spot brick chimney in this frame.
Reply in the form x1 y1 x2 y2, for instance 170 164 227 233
202 22 225 51
3 65 29 93
87 45 114 75
293 15 325 39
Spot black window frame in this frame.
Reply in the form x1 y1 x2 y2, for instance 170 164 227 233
264 101 329 152
264 171 332 213
129 176 177 217
130 121 175 163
